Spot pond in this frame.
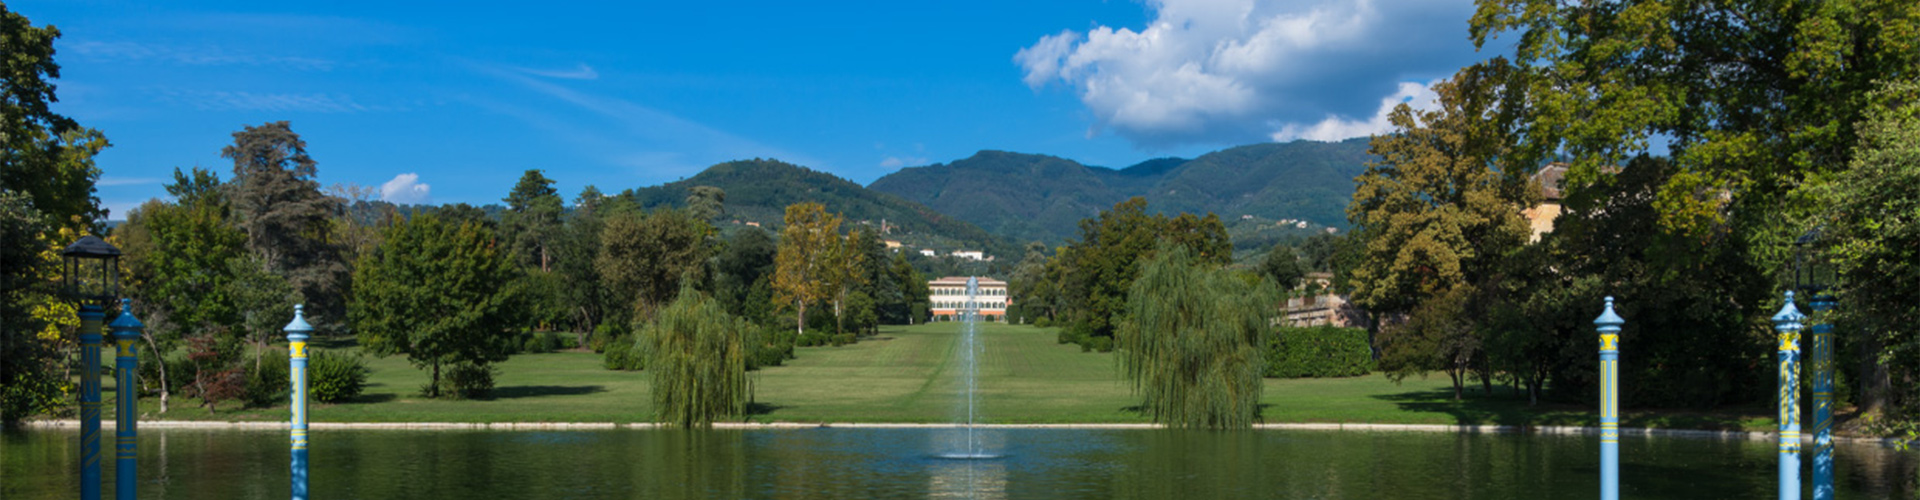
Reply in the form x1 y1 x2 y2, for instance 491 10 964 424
3 427 1915 499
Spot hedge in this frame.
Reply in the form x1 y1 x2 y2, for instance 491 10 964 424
1264 326 1373 378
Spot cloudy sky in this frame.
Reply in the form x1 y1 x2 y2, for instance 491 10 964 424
18 0 1498 217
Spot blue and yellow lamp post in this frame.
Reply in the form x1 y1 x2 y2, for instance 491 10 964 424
61 235 121 500
1594 296 1625 500
1792 229 1839 500
286 304 313 500
1773 291 1806 500
109 298 143 500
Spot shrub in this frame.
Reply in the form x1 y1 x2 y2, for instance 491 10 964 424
243 353 290 408
554 333 580 350
602 335 645 371
830 333 856 346
748 327 795 370
1264 326 1374 378
796 331 832 347
433 363 495 399
1034 317 1054 328
1084 335 1114 353
522 332 562 354
590 323 625 353
308 350 370 403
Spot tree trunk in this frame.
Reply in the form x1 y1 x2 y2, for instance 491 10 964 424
795 301 806 336
1448 368 1464 401
430 362 441 398
1857 331 1888 415
142 333 170 414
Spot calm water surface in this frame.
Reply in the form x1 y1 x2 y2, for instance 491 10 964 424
3 427 1916 499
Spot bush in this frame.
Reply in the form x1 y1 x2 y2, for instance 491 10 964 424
434 363 496 399
308 350 370 403
1083 335 1114 353
748 327 795 370
522 332 563 354
590 323 626 353
1264 326 1374 378
243 353 290 408
1034 317 1054 328
796 331 832 347
554 333 580 350
602 335 645 371
830 333 856 346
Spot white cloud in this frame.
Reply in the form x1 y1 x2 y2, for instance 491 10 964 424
70 40 335 71
516 63 599 80
154 89 378 113
96 176 164 187
380 173 431 204
878 156 929 169
1016 0 1480 147
1271 80 1440 142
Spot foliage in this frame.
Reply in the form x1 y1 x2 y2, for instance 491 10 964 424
1265 326 1374 379
635 288 752 426
595 208 712 322
185 331 245 413
684 185 725 221
1046 197 1231 349
308 349 370 404
773 202 841 335
747 325 795 369
1821 80 1920 422
602 335 645 371
0 5 108 236
351 213 524 398
1116 244 1277 429
555 185 612 335
243 349 290 408
1346 67 1535 316
1259 244 1304 290
714 227 777 323
0 192 61 424
501 169 564 272
222 121 349 329
868 141 1373 246
434 363 496 400
1376 286 1485 400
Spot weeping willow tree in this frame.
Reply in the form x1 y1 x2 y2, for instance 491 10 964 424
1117 244 1278 429
637 285 752 427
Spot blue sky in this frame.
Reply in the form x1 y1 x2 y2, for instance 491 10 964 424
17 0 1497 217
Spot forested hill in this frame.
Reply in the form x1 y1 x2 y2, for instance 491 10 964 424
626 158 1016 257
867 138 1374 245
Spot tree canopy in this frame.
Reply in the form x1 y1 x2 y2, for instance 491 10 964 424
351 213 524 398
1116 244 1276 429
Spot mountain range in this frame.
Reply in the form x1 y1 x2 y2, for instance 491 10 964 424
867 138 1373 245
629 139 1375 257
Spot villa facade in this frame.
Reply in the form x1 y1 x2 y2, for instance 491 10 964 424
927 276 1008 321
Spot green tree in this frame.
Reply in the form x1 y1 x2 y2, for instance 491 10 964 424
714 227 777 323
1821 80 1920 422
635 286 751 427
1052 197 1231 346
0 5 108 236
223 121 348 328
351 213 524 398
1347 68 1535 317
595 208 713 323
684 185 725 221
1377 286 1484 400
0 192 57 425
1006 243 1051 323
556 185 609 336
772 202 841 335
1259 244 1304 291
1116 244 1277 429
502 169 564 272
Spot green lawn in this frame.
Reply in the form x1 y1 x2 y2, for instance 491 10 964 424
108 323 1776 430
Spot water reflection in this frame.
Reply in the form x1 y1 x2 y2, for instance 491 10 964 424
2 427 1915 499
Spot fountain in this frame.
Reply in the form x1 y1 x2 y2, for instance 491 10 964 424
939 276 997 461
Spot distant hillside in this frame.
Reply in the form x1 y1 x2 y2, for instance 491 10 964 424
626 159 1016 257
868 139 1372 245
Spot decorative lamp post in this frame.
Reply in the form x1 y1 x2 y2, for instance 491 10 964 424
60 235 120 500
1773 291 1806 500
107 298 143 500
1793 229 1839 500
1593 297 1625 500
285 305 313 500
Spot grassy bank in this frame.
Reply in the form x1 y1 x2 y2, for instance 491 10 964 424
101 323 1775 431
